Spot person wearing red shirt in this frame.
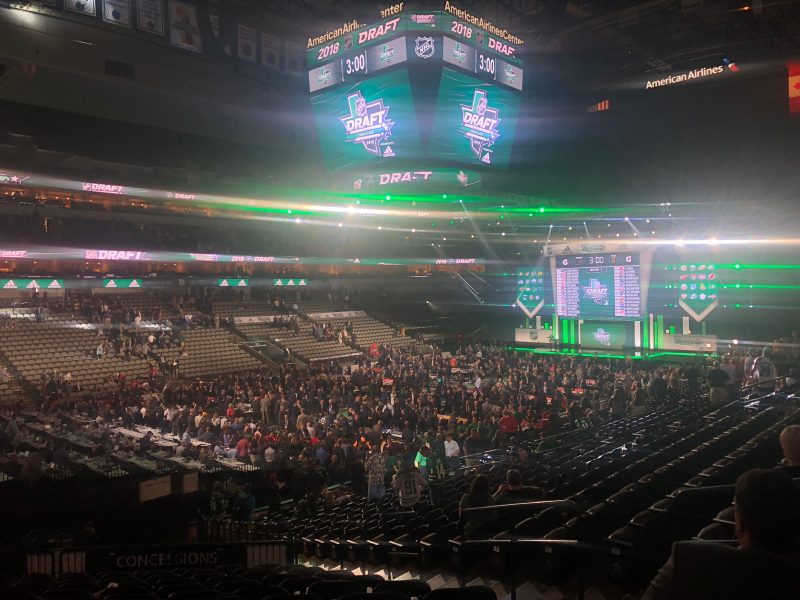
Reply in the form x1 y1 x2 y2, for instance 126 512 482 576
236 435 250 463
499 411 519 433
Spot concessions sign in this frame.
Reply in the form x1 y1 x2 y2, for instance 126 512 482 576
85 543 246 572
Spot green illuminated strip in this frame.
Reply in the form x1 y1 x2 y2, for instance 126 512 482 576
716 264 800 270
642 319 649 350
656 315 664 350
512 347 640 360
513 348 711 360
721 284 800 290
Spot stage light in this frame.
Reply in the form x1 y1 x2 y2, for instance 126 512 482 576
646 219 650 223
338 222 343 227
733 339 740 345
624 217 629 221
378 226 382 230
412 228 416 233
502 232 506 236
294 218 301 224
386 195 391 201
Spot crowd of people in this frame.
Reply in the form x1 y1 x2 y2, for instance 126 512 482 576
311 319 355 344
4 335 757 511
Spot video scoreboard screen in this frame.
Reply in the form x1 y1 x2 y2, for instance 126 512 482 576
307 10 524 171
555 253 642 319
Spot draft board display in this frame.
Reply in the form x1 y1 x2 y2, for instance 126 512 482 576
554 253 641 319
307 11 523 171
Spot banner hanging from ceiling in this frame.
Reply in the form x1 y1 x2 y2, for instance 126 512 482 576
103 0 132 26
136 0 165 35
168 0 202 52
789 63 800 114
65 0 97 16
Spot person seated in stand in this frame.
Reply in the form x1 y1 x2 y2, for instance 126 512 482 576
642 468 800 600
778 424 800 477
493 468 545 503
459 474 495 539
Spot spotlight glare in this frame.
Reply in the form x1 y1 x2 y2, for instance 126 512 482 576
338 222 343 227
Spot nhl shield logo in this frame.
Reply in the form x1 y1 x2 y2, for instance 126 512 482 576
355 96 367 116
415 36 435 59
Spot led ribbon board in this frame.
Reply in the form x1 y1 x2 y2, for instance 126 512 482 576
0 279 64 289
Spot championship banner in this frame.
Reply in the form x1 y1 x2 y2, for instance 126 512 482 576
261 33 280 69
789 62 800 114
168 0 202 53
237 24 257 62
675 263 718 322
65 0 97 16
136 0 165 35
514 268 545 318
103 0 131 26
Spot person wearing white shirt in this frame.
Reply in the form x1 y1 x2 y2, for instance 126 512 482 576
444 433 460 473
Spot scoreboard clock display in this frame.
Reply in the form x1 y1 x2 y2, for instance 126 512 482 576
307 11 524 170
308 13 523 93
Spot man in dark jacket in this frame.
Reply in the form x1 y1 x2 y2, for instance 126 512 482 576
642 468 800 600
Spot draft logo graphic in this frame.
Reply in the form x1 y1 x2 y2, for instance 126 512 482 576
593 328 612 347
415 36 435 59
317 67 332 86
460 89 500 164
582 279 609 306
451 42 467 64
340 91 395 157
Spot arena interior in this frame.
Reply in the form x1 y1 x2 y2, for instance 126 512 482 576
1 1 800 599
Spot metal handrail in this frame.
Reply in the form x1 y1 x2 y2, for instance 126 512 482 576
460 499 578 515
739 376 785 391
